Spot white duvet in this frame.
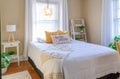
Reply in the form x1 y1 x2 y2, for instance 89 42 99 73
28 40 120 79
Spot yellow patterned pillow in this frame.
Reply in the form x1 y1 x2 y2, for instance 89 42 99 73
57 30 69 35
45 31 58 43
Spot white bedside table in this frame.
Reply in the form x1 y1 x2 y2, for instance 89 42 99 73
2 40 20 66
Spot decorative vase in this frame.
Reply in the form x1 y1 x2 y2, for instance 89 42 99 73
2 67 8 74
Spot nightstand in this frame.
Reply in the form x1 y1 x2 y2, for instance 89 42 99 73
2 40 20 66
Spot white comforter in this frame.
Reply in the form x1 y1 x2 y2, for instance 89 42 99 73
63 41 120 79
28 40 120 79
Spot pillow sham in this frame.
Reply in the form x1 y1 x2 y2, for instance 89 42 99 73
45 31 58 43
51 34 71 44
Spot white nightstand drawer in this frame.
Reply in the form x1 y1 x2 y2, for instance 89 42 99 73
4 43 17 47
2 41 20 47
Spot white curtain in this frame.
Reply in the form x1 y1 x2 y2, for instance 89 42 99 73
101 0 113 46
60 0 69 31
112 0 120 36
24 0 36 58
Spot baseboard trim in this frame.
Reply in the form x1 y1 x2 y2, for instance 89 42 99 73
11 55 28 63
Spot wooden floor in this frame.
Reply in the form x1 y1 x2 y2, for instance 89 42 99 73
2 61 40 79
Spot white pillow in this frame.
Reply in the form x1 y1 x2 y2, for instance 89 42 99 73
37 38 45 43
51 35 71 44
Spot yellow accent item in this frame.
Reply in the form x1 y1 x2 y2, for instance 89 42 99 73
45 31 58 43
116 41 120 58
45 30 70 43
57 30 69 35
42 5 53 17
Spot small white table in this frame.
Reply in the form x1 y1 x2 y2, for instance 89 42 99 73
2 40 20 66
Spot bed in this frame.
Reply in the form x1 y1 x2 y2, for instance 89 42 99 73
28 40 120 79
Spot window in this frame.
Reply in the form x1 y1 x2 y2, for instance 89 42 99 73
113 0 120 36
33 1 59 40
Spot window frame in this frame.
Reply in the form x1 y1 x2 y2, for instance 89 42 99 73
33 0 60 41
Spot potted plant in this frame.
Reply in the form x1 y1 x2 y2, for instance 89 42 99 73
1 51 14 74
109 35 120 50
79 25 85 32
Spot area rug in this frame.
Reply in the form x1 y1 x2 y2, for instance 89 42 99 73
2 70 32 79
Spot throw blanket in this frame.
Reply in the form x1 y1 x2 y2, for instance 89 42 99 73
39 44 72 79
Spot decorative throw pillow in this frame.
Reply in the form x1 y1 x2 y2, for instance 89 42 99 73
51 34 71 44
57 30 69 35
45 31 58 43
57 30 73 41
37 38 45 43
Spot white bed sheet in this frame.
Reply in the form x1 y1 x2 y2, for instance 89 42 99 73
28 40 120 79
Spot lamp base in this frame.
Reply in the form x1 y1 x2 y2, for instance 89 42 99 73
8 32 15 42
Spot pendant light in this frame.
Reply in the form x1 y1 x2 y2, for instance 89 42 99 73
42 0 53 17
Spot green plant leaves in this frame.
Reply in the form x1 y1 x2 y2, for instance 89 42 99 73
1 51 15 68
109 42 117 50
8 51 15 55
79 26 85 30
1 58 10 68
114 35 120 41
108 35 120 50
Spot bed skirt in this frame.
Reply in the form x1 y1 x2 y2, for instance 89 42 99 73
28 57 44 79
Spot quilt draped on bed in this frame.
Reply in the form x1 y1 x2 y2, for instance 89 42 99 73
38 44 72 79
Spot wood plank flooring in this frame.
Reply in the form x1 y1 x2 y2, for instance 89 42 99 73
2 61 40 79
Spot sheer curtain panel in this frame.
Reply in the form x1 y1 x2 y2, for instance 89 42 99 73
59 0 68 31
24 0 36 58
101 0 113 46
101 0 120 46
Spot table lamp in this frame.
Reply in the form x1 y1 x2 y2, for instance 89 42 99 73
6 25 16 42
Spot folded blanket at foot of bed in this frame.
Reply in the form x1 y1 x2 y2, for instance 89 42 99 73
40 53 65 79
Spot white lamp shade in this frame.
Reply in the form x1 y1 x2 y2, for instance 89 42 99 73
6 25 16 32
